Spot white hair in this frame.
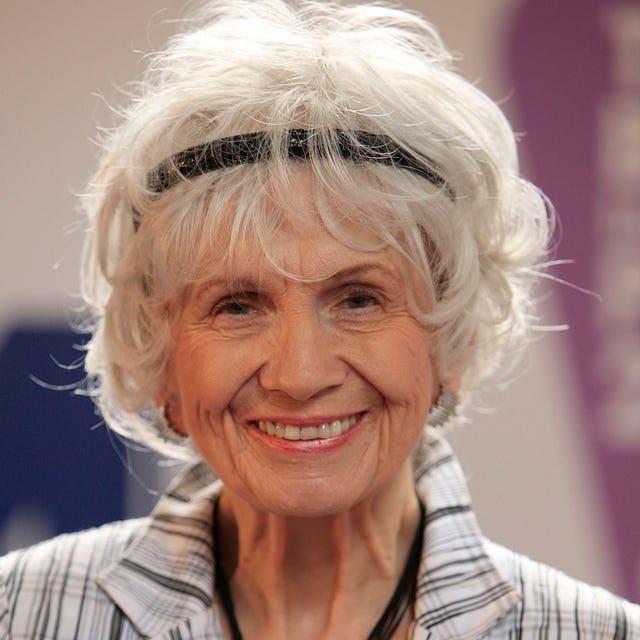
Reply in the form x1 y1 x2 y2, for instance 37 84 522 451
81 0 552 459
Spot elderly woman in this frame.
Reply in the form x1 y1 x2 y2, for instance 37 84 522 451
1 1 639 638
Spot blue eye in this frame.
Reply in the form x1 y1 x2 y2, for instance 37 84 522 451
343 293 376 309
220 301 254 315
212 294 259 317
339 287 381 311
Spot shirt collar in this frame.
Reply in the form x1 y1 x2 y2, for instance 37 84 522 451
411 433 521 639
97 462 224 638
98 436 520 639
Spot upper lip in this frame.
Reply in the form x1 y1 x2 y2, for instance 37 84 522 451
249 412 364 427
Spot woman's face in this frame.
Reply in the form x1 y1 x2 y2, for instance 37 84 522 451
164 196 439 517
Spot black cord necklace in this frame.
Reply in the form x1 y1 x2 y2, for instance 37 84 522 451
213 500 426 640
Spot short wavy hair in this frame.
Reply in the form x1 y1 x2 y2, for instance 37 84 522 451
81 0 552 459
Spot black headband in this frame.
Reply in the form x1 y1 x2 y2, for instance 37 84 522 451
146 129 452 194
136 129 453 231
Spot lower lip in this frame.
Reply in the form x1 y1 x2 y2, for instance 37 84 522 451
249 413 367 454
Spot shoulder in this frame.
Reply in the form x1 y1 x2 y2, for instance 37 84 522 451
0 518 146 639
484 540 640 638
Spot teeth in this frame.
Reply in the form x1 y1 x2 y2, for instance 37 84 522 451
284 425 300 440
257 414 360 441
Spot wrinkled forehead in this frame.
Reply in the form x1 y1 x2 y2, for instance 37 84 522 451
211 204 409 292
188 166 415 284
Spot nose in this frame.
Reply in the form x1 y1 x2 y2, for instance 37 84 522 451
258 312 348 402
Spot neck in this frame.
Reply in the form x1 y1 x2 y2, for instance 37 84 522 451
215 461 422 640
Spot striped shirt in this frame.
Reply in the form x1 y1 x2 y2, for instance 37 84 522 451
1 435 638 639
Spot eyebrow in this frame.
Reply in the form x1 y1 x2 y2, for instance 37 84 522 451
327 262 402 285
194 261 402 299
192 276 263 304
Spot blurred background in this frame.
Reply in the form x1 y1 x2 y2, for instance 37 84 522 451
1 0 639 602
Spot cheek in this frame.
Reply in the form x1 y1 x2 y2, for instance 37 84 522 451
359 324 435 411
173 337 255 421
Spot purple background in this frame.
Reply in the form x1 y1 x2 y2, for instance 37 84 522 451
509 0 640 601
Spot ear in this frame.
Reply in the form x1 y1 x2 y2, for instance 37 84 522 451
154 367 188 437
430 374 461 407
444 375 462 393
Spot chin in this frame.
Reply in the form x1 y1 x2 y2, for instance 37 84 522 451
269 498 358 519
250 480 367 519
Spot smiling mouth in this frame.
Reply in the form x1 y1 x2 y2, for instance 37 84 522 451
255 413 363 441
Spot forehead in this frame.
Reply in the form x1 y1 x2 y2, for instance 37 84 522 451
192 167 412 283
219 213 408 286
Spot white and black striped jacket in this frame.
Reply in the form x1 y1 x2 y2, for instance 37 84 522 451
1 436 638 639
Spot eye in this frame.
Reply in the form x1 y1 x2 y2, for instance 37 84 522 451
211 293 261 317
338 287 381 312
216 300 255 315
343 293 376 309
